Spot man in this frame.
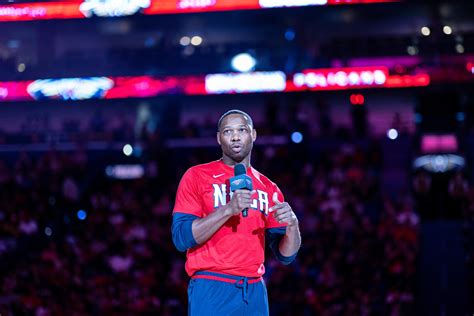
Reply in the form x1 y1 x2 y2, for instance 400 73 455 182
172 109 301 315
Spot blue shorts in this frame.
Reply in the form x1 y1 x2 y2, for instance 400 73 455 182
188 271 269 316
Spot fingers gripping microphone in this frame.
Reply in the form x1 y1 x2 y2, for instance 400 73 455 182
230 164 253 217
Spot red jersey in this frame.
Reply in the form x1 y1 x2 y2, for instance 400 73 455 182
173 159 286 277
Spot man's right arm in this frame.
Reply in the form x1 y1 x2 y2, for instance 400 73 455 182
172 189 255 252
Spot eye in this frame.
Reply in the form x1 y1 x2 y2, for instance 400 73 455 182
239 128 248 133
223 129 231 135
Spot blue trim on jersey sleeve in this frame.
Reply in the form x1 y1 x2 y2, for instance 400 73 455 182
266 227 297 265
172 212 199 252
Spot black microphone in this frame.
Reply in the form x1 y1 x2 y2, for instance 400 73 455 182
229 164 253 217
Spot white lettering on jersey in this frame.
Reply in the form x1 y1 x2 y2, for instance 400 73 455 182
250 198 258 209
258 190 269 215
212 185 270 215
213 184 226 208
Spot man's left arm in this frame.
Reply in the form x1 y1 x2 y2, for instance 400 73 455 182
269 192 301 257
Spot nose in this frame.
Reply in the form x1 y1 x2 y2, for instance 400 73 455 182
231 130 240 141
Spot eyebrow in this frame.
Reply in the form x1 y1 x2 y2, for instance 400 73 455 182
221 124 249 129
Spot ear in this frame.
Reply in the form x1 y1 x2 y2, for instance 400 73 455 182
252 129 257 142
216 132 221 145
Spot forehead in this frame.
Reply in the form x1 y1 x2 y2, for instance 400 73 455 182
220 114 251 128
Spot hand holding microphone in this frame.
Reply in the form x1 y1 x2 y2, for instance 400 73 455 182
229 164 254 217
228 189 256 217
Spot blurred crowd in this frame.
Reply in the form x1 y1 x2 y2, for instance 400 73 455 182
262 141 418 316
0 116 421 316
463 187 474 308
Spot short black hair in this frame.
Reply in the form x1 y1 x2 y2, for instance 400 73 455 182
217 109 254 131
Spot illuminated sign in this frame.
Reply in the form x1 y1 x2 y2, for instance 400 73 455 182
467 62 474 74
177 0 217 9
79 0 151 18
385 74 430 88
0 87 7 99
421 134 458 153
27 77 114 100
292 67 388 90
413 154 465 173
0 67 431 102
0 0 400 22
205 71 286 94
0 5 46 19
106 164 144 179
350 94 365 105
327 0 397 3
0 3 82 21
259 0 327 8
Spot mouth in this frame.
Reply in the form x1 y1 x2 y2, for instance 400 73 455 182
231 144 243 153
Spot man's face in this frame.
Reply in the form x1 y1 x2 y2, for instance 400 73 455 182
217 114 256 163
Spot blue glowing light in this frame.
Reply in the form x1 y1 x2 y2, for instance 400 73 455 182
77 210 87 220
291 131 303 143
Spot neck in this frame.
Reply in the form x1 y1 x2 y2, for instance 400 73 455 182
221 154 251 168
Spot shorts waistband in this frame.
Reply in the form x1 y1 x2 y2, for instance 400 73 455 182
191 271 262 284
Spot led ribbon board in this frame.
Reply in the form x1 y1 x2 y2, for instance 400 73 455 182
0 67 429 102
0 0 400 22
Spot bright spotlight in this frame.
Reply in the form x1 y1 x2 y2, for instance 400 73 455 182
179 36 190 46
291 132 303 143
231 53 256 72
421 27 430 36
191 36 202 46
123 144 133 156
443 26 452 35
387 128 398 140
